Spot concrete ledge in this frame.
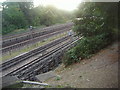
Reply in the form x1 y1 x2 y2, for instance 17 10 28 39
0 76 21 88
36 71 57 82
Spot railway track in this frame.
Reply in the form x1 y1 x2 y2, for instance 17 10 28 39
2 35 79 81
1 27 71 53
2 22 73 48
1 35 70 71
2 22 73 41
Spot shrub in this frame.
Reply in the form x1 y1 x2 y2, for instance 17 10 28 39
2 25 17 35
63 2 117 67
62 48 79 66
63 33 112 66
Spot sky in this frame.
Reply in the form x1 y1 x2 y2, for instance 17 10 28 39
34 0 83 11
1 0 119 11
0 0 84 11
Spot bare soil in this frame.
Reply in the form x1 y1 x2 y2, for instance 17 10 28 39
45 42 119 88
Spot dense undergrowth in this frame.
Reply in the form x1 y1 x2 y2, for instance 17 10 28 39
63 33 113 66
63 2 118 67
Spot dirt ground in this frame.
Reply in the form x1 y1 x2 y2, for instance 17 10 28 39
45 42 119 88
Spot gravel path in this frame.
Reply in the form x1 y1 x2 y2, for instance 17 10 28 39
45 42 119 88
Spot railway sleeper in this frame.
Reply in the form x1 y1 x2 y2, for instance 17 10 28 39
7 37 78 81
27 52 62 77
2 28 70 53
1 35 69 70
2 24 72 48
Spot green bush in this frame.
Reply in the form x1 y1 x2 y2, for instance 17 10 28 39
63 48 79 66
63 33 112 66
2 24 17 35
63 2 118 67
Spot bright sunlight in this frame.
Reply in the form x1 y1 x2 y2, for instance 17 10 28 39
0 0 83 11
34 0 83 11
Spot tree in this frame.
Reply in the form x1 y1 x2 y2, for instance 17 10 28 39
74 2 118 38
2 1 73 35
2 2 28 34
18 2 34 25
63 2 119 66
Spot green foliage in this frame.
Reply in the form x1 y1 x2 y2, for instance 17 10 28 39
32 5 73 26
63 48 79 66
63 2 118 66
73 2 118 38
73 16 107 37
2 2 73 35
2 24 17 35
63 33 112 66
2 2 30 35
55 75 62 81
75 33 112 58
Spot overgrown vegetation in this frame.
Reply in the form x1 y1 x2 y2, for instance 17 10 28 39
2 1 74 35
63 2 118 66
63 34 112 66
